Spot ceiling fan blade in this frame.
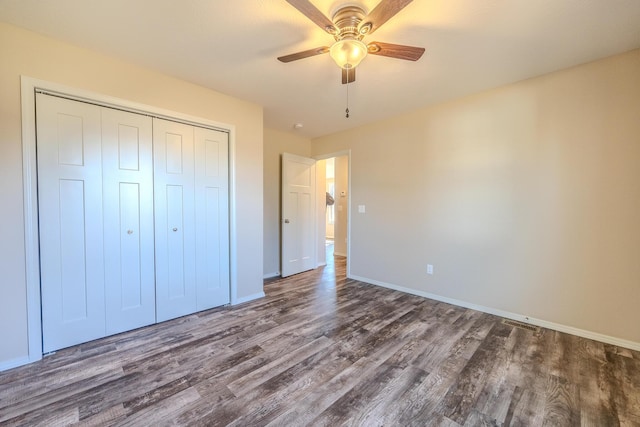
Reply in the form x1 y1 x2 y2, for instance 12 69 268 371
342 68 356 84
286 0 336 34
367 42 425 61
278 46 330 63
360 0 413 35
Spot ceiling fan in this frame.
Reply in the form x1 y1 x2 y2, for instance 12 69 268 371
278 0 425 84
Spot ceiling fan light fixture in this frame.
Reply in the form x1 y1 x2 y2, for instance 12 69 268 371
329 38 368 69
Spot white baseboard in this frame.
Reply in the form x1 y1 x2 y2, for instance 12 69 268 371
0 355 32 372
349 274 640 352
232 291 265 305
263 272 280 279
334 251 347 257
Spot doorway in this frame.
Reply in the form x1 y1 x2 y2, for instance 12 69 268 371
325 157 335 259
316 152 350 275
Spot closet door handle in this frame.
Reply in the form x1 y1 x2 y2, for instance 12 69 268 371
172 227 178 232
284 219 290 224
127 229 133 235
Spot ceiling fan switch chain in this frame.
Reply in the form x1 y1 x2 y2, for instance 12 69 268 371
345 70 350 119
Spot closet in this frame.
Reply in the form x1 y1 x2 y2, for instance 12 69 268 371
153 119 230 322
36 93 230 353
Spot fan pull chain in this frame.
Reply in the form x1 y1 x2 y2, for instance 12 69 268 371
345 68 350 118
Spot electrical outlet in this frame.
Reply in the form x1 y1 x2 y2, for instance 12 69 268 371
427 264 434 275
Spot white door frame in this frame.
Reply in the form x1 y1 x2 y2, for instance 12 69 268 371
313 150 351 278
20 76 238 363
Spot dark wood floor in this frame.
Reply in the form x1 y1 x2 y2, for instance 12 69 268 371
1 253 639 426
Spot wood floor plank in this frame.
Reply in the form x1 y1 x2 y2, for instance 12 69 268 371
604 348 640 426
342 365 430 426
117 386 201 427
220 342 356 425
0 367 125 424
121 376 191 414
310 362 404 425
1 253 638 426
0 359 123 408
226 336 333 396
473 326 534 424
265 356 386 426
71 403 127 427
380 358 462 425
503 386 545 426
542 374 581 426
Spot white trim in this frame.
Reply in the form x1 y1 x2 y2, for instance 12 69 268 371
21 77 43 365
20 76 238 366
0 356 32 372
232 292 266 305
263 272 280 279
314 150 350 161
346 151 352 279
32 88 231 133
228 122 238 308
350 274 640 352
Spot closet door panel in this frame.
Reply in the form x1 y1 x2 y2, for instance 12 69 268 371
102 109 155 335
166 184 187 298
194 127 230 310
37 94 106 352
118 183 143 305
154 118 197 322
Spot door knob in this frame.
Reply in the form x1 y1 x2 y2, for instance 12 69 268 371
284 219 290 223
172 227 178 232
127 230 133 235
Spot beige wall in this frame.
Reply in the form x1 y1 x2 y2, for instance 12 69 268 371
0 23 264 367
312 49 640 345
263 128 311 276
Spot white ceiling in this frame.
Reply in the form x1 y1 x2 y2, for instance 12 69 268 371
1 0 639 138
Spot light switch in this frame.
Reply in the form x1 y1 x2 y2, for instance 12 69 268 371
358 205 366 213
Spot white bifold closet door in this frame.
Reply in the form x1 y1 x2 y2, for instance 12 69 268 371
37 95 105 352
37 94 230 352
153 118 230 322
101 108 156 336
37 94 155 352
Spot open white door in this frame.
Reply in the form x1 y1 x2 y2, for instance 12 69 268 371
281 153 316 277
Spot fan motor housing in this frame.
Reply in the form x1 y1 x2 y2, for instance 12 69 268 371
331 6 366 41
